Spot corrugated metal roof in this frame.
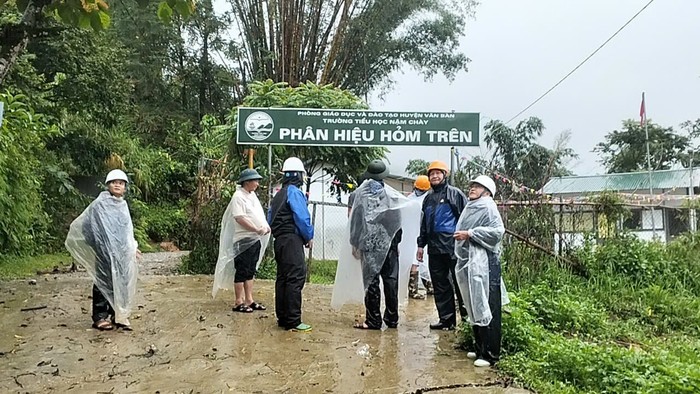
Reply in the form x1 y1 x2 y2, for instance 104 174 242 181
542 168 700 194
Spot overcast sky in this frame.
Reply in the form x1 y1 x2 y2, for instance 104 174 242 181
372 0 700 178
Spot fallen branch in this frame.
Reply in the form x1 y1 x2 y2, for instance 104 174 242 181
505 228 586 275
20 305 47 312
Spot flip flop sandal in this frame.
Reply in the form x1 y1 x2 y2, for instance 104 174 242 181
233 304 254 313
114 322 133 331
248 302 267 311
353 322 380 330
93 320 114 331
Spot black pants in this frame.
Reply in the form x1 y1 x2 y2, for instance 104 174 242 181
428 253 467 326
274 234 307 329
234 241 262 283
364 248 399 328
92 254 115 323
472 251 502 363
92 284 115 323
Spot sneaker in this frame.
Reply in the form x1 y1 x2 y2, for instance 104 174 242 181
474 359 491 367
466 352 477 360
289 323 312 332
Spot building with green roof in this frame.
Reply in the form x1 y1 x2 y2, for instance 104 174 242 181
542 168 698 245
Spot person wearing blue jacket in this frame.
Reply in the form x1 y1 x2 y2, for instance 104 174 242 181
417 160 468 330
268 157 314 332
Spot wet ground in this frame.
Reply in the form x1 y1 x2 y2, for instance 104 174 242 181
0 253 527 393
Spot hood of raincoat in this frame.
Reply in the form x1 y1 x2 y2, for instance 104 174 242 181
455 196 504 257
65 191 138 325
212 187 270 298
331 180 422 310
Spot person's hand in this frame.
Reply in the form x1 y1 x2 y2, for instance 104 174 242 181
263 225 271 235
305 239 314 249
454 230 470 241
136 250 143 261
352 247 361 260
416 247 424 262
256 226 268 235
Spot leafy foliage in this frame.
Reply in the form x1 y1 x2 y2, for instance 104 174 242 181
405 159 429 176
483 118 577 194
227 0 476 97
463 230 700 393
594 119 700 173
0 92 56 256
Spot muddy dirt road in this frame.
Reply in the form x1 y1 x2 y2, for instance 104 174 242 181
0 253 525 393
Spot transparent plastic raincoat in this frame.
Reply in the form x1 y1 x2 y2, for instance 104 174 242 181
407 191 431 282
65 191 138 325
454 196 509 326
212 190 270 298
331 180 422 310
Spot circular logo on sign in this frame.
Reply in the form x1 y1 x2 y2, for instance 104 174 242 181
244 111 274 141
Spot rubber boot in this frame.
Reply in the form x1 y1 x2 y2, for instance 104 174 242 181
422 278 434 295
409 271 425 299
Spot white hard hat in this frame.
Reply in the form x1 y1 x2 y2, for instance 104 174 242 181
469 175 496 196
282 157 306 173
105 169 129 184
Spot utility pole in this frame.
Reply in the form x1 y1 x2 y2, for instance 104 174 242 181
641 92 657 238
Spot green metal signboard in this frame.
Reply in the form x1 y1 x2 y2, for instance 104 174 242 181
236 107 479 147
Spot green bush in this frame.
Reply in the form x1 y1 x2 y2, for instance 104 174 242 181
523 284 607 337
142 203 190 247
180 196 228 274
583 233 668 283
467 230 700 393
0 92 55 256
256 256 276 280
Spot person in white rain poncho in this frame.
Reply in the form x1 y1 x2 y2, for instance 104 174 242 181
331 160 421 329
65 169 139 331
212 168 270 312
453 175 508 368
407 175 433 300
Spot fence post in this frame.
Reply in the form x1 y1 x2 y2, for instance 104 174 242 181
306 202 317 282
558 197 563 255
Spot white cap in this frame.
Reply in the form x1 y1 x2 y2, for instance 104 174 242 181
469 175 496 196
105 169 129 184
282 157 306 173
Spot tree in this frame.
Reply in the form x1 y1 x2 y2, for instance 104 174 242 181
484 117 576 193
0 0 195 87
405 159 429 176
0 92 56 255
227 0 476 97
594 119 699 174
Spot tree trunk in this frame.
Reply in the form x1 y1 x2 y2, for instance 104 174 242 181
0 1 47 88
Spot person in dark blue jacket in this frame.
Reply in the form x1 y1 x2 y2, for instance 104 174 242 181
268 157 314 332
416 160 468 330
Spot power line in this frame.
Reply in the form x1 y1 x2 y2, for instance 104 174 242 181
504 0 656 125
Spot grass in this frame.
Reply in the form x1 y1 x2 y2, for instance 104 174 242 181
0 253 73 280
256 258 338 284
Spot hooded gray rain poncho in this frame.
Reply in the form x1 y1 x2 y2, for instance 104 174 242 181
65 192 139 325
331 180 421 310
212 191 270 298
454 196 509 326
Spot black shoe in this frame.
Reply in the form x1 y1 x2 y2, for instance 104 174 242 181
430 322 455 331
